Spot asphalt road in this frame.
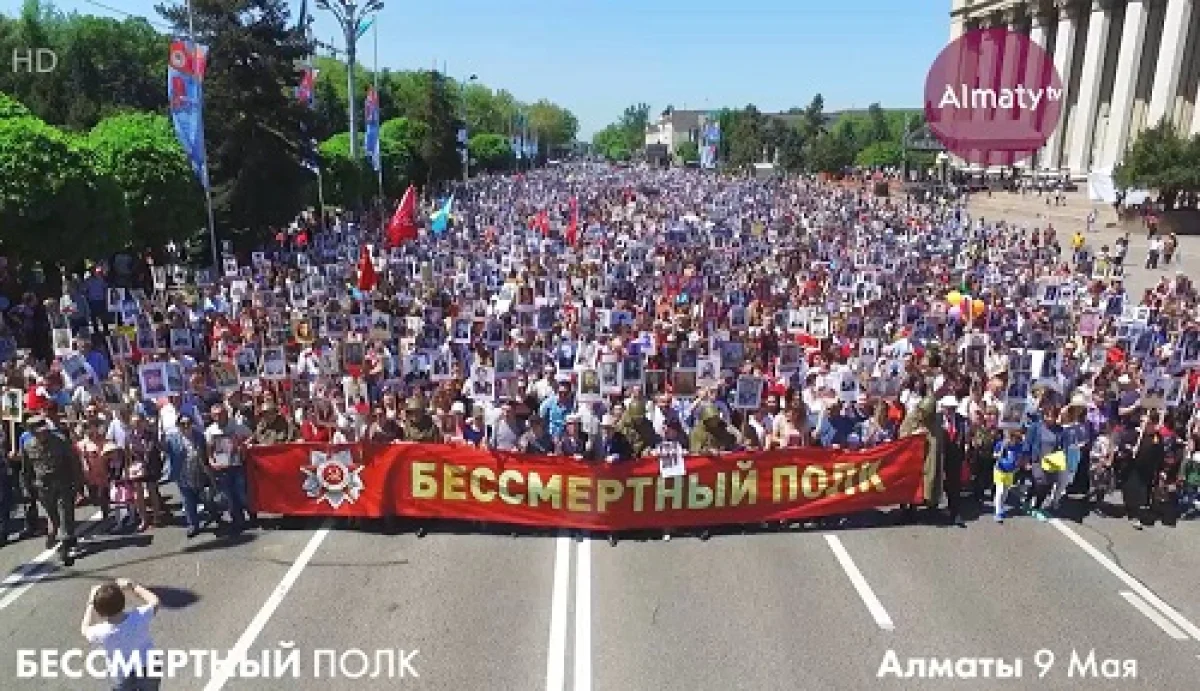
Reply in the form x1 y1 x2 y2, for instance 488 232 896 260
0 494 1198 691
1 193 1197 690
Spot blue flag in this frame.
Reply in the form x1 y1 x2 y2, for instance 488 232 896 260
430 195 453 235
168 39 210 189
364 87 380 172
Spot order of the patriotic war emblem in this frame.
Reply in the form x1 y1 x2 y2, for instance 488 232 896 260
301 450 364 508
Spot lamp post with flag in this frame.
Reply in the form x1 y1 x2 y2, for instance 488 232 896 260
459 74 477 183
315 0 383 161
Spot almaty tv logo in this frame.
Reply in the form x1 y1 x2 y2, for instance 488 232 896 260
10 47 58 74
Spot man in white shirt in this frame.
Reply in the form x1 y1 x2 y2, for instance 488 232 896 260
205 404 253 531
81 578 161 690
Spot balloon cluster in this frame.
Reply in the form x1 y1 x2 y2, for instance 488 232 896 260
946 291 986 320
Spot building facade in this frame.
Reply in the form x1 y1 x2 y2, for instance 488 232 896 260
950 0 1200 177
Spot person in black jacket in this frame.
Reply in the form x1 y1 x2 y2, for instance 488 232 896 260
1122 411 1163 529
585 415 633 463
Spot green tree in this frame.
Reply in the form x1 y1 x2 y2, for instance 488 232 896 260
417 69 460 183
158 0 313 242
0 5 166 130
0 91 32 118
318 132 369 208
379 116 425 193
0 114 129 264
592 123 631 161
856 140 904 168
620 102 651 153
527 99 579 155
88 111 205 248
674 140 699 163
866 103 891 145
1114 119 1200 209
469 132 513 171
809 127 856 174
801 93 827 141
728 105 768 169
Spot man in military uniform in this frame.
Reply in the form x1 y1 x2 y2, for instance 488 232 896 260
252 402 295 445
619 400 660 457
20 416 84 564
402 396 443 442
689 405 738 454
898 396 942 521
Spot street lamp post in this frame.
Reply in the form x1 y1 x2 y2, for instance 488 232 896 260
315 0 383 161
460 74 477 183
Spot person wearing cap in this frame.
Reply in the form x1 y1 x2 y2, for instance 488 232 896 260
586 414 633 463
556 414 588 457
401 395 443 443
618 400 660 458
20 415 84 563
935 395 968 525
518 416 555 455
688 404 737 455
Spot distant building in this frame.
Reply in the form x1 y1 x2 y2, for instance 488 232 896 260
950 0 1200 178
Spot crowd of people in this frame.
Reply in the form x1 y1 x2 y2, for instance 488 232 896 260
2 163 1199 564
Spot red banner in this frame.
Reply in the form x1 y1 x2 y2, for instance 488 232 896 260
247 437 927 530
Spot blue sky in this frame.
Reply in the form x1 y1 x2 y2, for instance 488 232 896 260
5 0 948 137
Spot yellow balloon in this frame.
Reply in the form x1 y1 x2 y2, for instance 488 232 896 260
946 290 963 307
971 299 986 318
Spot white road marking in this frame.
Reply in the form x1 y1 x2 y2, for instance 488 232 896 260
1120 591 1188 640
574 539 592 691
0 510 104 611
203 523 331 691
545 535 571 691
1050 519 1200 642
824 534 894 631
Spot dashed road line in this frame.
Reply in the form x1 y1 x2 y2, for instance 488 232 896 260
1050 518 1200 642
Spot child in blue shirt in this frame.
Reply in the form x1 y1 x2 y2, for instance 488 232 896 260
993 429 1024 523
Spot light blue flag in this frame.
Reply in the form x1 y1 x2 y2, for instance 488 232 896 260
430 195 454 235
356 18 373 40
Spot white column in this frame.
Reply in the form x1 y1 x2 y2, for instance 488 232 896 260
1102 0 1150 168
1146 0 1193 127
970 18 1003 167
1042 2 1080 170
1019 16 1052 169
950 0 968 41
1067 0 1113 175
992 14 1026 168
1192 75 1200 135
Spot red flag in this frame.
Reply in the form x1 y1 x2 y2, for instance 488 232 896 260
537 210 550 237
357 246 377 292
386 185 418 247
566 197 579 246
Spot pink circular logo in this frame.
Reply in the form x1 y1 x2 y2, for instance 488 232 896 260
924 28 1063 166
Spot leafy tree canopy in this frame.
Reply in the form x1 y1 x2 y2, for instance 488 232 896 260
87 111 205 248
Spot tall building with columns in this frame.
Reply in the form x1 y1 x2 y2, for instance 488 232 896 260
949 0 1200 177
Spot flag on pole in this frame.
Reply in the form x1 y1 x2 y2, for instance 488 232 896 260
167 39 210 188
364 87 380 172
356 18 374 40
386 185 418 247
356 245 377 292
430 195 454 236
